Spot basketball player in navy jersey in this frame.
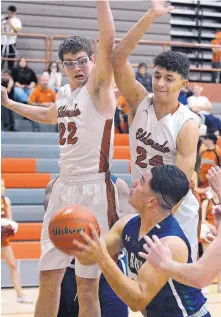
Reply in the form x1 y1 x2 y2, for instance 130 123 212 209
72 165 211 317
139 166 221 290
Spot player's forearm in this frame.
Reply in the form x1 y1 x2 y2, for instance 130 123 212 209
98 251 144 311
3 99 49 124
165 239 221 289
113 10 157 62
96 0 115 54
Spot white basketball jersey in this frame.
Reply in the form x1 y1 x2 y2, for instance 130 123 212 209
56 84 114 176
130 94 200 261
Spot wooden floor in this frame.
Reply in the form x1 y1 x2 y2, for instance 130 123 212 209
1 285 221 316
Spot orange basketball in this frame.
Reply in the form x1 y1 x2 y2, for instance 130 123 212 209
48 204 100 255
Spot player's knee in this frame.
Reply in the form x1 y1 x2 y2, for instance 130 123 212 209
8 261 17 271
39 269 65 293
76 277 99 302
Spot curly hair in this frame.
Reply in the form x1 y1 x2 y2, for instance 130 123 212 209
58 36 94 61
154 51 190 79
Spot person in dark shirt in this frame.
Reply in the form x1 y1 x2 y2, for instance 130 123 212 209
135 62 153 92
1 70 16 131
12 57 38 103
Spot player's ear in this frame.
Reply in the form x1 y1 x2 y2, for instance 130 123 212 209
181 79 188 90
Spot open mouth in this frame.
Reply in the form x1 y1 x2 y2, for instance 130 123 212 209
75 74 85 80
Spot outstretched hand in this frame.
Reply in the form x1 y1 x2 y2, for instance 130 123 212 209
139 235 173 270
149 0 174 17
206 166 221 201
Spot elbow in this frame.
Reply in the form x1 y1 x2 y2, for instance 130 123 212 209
112 49 127 66
129 300 146 312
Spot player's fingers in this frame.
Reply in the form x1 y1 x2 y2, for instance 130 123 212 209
73 239 89 251
166 5 175 13
142 243 151 254
138 251 149 260
79 231 94 245
88 224 100 241
143 235 155 248
152 235 162 247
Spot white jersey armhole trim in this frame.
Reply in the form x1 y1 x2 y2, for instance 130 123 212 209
168 279 188 317
175 118 198 151
130 93 153 131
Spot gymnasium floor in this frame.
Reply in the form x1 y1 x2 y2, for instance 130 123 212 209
1 285 221 317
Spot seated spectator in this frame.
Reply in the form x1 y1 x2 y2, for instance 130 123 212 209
115 95 129 134
135 62 152 92
28 74 56 132
12 58 38 103
178 87 193 105
211 31 221 83
43 61 62 92
198 113 221 136
1 70 16 131
199 134 221 187
187 84 212 114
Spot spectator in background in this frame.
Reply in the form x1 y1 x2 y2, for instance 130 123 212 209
115 95 129 133
1 70 16 131
211 31 221 83
1 5 22 70
28 74 56 132
187 84 212 114
200 134 221 188
198 113 221 136
43 61 62 92
135 62 152 92
1 179 32 304
12 58 38 103
178 87 193 105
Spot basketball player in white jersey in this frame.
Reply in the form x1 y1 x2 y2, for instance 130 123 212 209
1 2 117 317
112 0 200 261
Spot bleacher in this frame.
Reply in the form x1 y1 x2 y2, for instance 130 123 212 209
1 0 170 75
1 132 131 287
171 0 221 82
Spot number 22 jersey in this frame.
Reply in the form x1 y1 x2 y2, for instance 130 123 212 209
56 84 114 176
129 94 200 261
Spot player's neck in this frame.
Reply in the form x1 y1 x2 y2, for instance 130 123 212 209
153 97 179 120
139 209 169 239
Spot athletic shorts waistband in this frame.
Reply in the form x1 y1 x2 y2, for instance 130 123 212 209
60 171 111 184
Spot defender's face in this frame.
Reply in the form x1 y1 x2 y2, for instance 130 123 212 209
128 172 156 210
62 51 94 88
152 66 187 102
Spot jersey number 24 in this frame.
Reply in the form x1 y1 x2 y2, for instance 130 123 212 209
135 146 164 168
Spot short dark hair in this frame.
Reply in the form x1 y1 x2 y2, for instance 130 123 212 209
8 5 17 12
150 165 189 210
58 36 94 61
138 62 147 69
203 134 218 144
154 50 190 79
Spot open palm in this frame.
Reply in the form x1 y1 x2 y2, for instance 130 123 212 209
150 0 174 17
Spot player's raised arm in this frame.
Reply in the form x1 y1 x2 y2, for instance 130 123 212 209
1 86 58 125
88 0 115 115
112 0 174 111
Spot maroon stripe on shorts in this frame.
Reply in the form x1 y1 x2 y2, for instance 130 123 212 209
99 119 113 173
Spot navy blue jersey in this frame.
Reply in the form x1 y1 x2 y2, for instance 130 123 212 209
110 174 118 184
122 214 209 317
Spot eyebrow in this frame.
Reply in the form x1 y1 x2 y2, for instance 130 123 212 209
154 71 175 78
64 56 87 61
